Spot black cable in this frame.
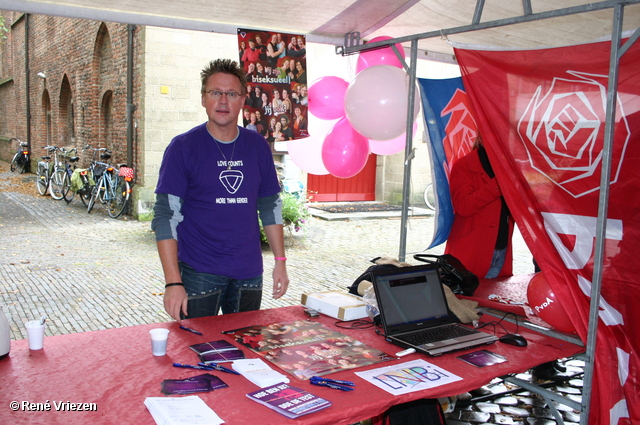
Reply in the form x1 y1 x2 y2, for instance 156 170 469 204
333 318 375 329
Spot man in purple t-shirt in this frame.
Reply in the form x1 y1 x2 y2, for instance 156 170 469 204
152 59 289 321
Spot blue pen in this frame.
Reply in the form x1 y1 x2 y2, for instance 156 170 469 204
310 379 354 391
310 376 355 386
179 325 203 335
198 362 241 375
173 363 213 371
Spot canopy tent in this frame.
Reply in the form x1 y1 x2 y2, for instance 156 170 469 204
1 0 639 61
2 1 639 423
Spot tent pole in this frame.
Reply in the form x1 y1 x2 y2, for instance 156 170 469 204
398 39 419 262
579 3 625 424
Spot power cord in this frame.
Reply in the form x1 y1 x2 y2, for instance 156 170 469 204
333 318 375 330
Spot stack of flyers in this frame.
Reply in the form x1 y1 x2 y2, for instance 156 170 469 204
189 340 245 363
246 382 331 419
161 373 228 395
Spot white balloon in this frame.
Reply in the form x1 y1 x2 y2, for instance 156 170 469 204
344 65 420 141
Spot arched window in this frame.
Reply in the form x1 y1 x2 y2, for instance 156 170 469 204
42 90 52 146
59 75 74 143
101 90 113 150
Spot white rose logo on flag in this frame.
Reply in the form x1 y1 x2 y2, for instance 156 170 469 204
517 71 630 198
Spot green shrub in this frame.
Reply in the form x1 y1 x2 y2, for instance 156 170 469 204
260 192 310 242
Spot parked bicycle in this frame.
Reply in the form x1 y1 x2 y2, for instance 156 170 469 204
69 145 109 207
9 138 30 174
35 146 64 200
87 154 133 218
56 147 81 204
423 183 435 211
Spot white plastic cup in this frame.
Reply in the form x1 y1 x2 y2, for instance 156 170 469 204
25 320 46 350
149 328 170 356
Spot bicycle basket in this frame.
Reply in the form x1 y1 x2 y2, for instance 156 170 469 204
118 167 134 181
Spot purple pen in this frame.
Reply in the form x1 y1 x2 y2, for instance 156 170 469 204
179 325 203 335
173 363 213 371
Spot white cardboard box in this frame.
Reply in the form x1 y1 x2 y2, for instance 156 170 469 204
301 291 368 321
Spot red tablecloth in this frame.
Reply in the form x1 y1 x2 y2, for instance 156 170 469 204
0 305 583 425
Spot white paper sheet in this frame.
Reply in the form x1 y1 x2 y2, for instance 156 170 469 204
144 395 225 425
354 359 462 396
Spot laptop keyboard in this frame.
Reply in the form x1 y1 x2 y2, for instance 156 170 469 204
402 324 477 345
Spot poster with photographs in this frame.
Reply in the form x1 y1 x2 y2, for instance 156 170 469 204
238 28 309 152
228 320 393 380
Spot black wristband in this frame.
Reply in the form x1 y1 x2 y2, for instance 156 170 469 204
165 283 184 288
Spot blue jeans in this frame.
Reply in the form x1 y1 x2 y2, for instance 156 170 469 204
485 248 507 279
179 262 263 319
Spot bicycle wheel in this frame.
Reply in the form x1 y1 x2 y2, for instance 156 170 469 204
50 169 65 200
36 166 48 196
424 183 435 211
107 178 131 218
10 153 19 172
62 172 75 203
87 176 103 213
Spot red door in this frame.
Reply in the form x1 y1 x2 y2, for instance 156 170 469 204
307 155 377 202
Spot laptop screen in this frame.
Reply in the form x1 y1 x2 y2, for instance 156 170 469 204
372 264 451 334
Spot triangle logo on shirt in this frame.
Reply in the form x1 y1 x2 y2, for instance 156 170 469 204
220 170 243 194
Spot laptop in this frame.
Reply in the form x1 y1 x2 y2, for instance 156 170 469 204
371 263 497 356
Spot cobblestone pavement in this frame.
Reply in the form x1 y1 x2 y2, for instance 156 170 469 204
1 162 584 424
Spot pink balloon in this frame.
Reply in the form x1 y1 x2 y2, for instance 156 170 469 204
308 76 349 120
287 117 335 175
321 118 370 178
368 123 417 155
345 65 420 141
356 36 406 73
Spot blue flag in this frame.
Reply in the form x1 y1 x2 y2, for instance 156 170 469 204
418 77 477 248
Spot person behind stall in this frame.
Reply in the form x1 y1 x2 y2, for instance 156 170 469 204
445 134 513 279
152 58 289 321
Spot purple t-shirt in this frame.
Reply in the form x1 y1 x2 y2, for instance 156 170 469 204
156 124 280 279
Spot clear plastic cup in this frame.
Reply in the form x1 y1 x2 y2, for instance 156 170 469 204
25 320 46 350
149 328 170 356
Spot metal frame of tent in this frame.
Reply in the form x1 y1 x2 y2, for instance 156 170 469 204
336 1 640 423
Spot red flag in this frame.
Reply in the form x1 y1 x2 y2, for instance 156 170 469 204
455 38 640 424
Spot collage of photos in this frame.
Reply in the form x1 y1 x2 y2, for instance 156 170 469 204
228 320 393 380
238 28 309 152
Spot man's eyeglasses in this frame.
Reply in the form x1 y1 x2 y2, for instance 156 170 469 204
204 90 243 100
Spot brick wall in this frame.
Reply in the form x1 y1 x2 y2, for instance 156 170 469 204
0 11 141 175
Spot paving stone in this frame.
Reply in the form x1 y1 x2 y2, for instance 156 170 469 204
494 396 519 406
501 406 530 417
563 411 581 422
460 411 492 423
555 386 582 395
525 419 556 425
531 407 556 420
492 414 517 424
476 402 502 414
